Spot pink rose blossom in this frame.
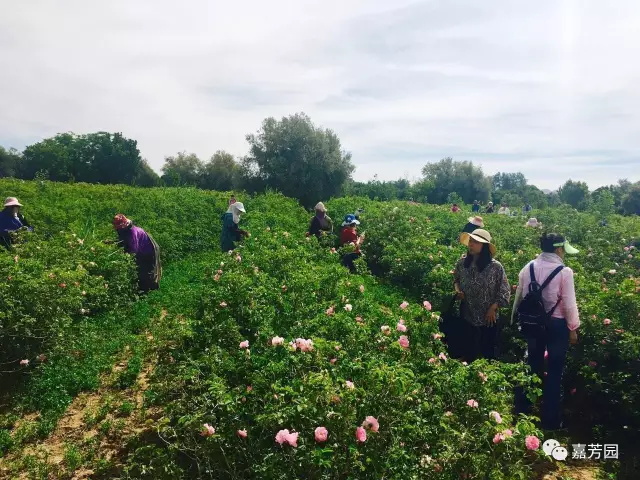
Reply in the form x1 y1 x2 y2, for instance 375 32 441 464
438 352 447 362
478 372 488 383
286 431 299 447
362 416 379 432
326 306 335 316
213 274 221 282
428 357 437 364
271 336 285 346
235 255 242 262
398 335 410 349
355 316 364 323
330 247 337 254
432 333 443 340
345 380 355 389
219 301 227 307
295 338 314 352
396 322 407 332
544 350 549 360
589 361 597 367
201 423 215 437
275 429 289 445
239 340 249 349
237 429 248 438
493 433 505 444
466 399 479 408
570 388 577 395
359 285 365 293
462 361 468 366
36 354 47 362
399 301 409 310
355 426 367 443
489 411 503 424
344 304 353 312
19 359 29 366
444 411 453 417
525 435 540 450
381 325 391 335
503 429 513 438
330 358 337 364
608 269 617 275
603 318 612 325
335 345 341 351
314 427 328 443
423 301 432 311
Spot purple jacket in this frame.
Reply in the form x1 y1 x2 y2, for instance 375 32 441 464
121 225 154 256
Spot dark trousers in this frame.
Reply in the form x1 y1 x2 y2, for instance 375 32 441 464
515 317 570 429
462 321 498 363
341 253 361 273
136 254 159 293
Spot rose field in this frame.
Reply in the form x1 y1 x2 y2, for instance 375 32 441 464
0 178 639 479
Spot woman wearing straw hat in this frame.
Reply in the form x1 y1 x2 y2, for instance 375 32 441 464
0 197 33 248
307 202 333 238
462 215 484 234
454 229 511 362
112 214 162 293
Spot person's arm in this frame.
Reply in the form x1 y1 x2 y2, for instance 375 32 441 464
561 269 580 332
453 258 464 299
486 264 511 325
511 269 525 324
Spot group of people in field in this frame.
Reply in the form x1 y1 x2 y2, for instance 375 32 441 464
452 212 579 430
5 193 580 430
1 196 162 293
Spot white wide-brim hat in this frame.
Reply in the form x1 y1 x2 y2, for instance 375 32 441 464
459 228 497 256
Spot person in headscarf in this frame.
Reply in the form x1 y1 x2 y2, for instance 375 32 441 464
221 201 249 252
485 202 495 214
113 214 162 293
307 202 333 238
1 197 33 248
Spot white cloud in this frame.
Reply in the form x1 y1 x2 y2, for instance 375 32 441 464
1 0 639 191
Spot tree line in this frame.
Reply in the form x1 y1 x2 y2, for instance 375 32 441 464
1 113 638 214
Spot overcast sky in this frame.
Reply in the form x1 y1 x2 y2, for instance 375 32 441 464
1 0 639 190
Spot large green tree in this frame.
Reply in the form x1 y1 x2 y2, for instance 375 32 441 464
161 152 203 186
558 179 590 209
21 132 142 184
421 158 492 204
133 159 161 187
0 146 22 178
621 182 640 215
243 113 354 208
200 150 239 191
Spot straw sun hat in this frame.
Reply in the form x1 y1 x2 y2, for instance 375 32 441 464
459 228 497 256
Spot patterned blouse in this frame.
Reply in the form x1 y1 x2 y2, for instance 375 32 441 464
454 256 511 327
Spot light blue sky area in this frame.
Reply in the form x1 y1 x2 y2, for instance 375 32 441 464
1 0 639 190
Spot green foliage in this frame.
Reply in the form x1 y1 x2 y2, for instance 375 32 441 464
0 146 22 178
621 182 640 215
199 150 240 191
421 157 492 204
21 132 142 185
160 152 203 186
558 179 590 209
243 112 355 208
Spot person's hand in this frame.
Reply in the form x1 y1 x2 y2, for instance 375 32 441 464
485 305 498 325
569 330 578 345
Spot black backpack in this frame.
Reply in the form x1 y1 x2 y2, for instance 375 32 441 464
517 263 564 336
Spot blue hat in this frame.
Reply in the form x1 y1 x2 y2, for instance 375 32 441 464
341 214 360 226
